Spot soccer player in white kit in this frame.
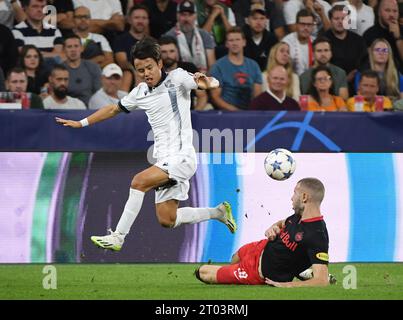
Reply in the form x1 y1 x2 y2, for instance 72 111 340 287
55 37 237 251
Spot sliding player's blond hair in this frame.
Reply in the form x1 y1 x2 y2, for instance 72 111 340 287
298 178 325 204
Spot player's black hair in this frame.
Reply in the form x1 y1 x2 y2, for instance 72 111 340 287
130 37 161 64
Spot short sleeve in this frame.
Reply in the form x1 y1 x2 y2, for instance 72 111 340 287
174 68 198 91
119 86 141 113
306 232 329 265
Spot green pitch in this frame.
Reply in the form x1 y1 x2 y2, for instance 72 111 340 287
0 263 402 300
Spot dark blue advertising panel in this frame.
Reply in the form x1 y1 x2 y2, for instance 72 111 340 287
1 110 402 152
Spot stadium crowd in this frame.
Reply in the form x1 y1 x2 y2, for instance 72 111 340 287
0 0 402 112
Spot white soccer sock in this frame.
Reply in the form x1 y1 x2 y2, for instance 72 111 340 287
173 206 221 228
115 188 145 236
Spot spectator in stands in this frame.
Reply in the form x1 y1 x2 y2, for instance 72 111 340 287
307 65 347 111
62 34 102 105
0 0 25 29
43 64 86 109
210 27 262 111
347 69 392 111
195 0 236 57
47 0 75 37
356 38 403 100
331 0 374 36
0 23 18 75
114 4 149 92
250 66 300 110
4 67 44 108
0 66 5 91
142 0 177 39
232 0 286 40
17 45 48 94
73 6 114 68
89 63 128 110
283 0 331 37
158 35 209 110
263 42 300 101
164 0 216 73
282 9 315 76
243 3 278 71
72 0 125 33
363 0 403 73
300 37 349 100
324 5 368 95
12 0 64 59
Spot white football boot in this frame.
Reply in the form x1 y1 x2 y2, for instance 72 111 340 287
91 229 124 251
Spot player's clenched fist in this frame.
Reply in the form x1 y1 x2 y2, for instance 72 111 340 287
194 72 220 90
55 117 82 128
265 225 281 241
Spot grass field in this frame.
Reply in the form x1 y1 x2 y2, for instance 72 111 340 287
0 263 402 300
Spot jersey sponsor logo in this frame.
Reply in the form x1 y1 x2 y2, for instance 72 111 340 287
164 80 175 88
316 252 329 262
280 230 298 252
233 268 248 280
295 232 304 242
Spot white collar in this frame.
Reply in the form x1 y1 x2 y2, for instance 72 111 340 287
267 87 286 104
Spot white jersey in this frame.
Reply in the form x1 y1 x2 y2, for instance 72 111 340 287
119 68 197 160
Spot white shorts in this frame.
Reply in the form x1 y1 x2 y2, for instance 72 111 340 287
154 154 197 203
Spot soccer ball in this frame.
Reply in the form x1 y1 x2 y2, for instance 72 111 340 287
264 148 296 181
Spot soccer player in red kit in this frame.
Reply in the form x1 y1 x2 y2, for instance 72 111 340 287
195 177 334 287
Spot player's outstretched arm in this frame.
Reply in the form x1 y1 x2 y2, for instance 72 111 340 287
55 104 121 128
265 264 329 288
193 72 220 90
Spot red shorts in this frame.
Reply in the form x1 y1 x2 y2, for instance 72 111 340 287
216 239 268 285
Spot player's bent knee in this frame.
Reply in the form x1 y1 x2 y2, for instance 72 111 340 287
156 214 176 228
131 175 148 192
